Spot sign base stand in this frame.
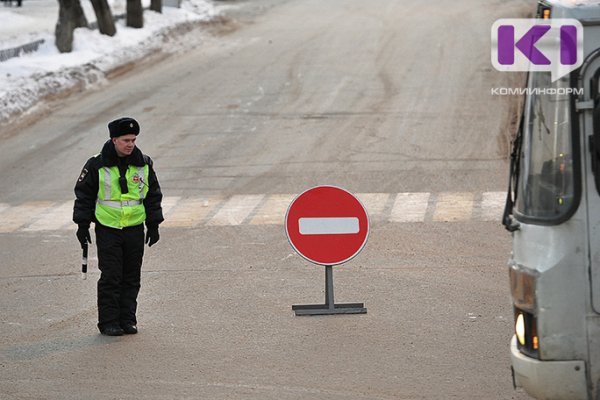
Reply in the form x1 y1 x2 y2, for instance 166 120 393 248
292 266 367 316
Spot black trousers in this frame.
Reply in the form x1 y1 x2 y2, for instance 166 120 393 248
95 223 144 330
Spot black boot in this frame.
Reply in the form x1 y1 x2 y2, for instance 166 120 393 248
121 324 138 334
100 324 124 336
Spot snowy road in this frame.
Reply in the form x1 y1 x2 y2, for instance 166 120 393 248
0 0 531 399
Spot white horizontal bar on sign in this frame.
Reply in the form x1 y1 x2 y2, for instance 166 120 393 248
299 217 359 235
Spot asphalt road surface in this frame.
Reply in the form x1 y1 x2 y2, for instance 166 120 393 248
0 0 532 398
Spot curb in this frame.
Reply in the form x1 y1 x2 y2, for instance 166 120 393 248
0 15 225 132
0 39 45 62
0 12 131 63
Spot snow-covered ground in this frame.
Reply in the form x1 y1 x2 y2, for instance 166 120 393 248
0 0 227 126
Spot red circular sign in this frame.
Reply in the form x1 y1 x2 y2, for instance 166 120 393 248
285 186 369 266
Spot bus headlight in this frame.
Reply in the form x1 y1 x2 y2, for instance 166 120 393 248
516 313 526 346
514 308 539 358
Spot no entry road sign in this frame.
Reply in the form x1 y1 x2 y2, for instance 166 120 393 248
285 186 369 266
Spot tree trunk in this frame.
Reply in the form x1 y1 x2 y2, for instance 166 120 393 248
150 0 161 14
55 0 89 53
72 0 88 28
127 0 144 28
90 0 116 36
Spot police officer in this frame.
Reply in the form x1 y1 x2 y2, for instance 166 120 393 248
73 117 163 336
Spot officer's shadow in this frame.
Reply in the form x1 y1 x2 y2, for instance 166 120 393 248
2 334 124 361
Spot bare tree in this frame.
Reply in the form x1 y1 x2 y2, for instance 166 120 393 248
55 0 88 53
127 0 144 28
90 0 117 36
150 0 161 14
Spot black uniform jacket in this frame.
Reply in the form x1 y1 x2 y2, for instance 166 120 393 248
73 140 164 228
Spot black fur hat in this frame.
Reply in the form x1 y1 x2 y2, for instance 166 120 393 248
108 117 140 138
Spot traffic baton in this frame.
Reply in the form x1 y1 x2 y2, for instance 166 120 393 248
81 242 88 280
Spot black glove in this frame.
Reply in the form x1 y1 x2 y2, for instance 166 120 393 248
76 224 92 247
145 225 159 247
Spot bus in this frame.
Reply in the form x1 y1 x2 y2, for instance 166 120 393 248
503 1 600 399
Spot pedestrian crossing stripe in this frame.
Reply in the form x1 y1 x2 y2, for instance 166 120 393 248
0 192 507 233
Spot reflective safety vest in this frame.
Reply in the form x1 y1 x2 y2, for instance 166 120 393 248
95 164 149 229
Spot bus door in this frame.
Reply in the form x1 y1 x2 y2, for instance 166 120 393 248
583 55 600 314
581 53 600 395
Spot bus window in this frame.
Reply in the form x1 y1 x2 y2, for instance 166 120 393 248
515 72 576 222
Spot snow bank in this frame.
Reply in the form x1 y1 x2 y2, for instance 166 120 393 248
0 0 223 127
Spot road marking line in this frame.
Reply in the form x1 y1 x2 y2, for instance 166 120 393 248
208 194 265 226
161 196 181 217
355 193 390 220
162 196 221 228
480 192 506 221
0 203 10 215
389 193 430 223
299 217 359 235
0 201 54 233
23 200 73 231
0 192 511 232
250 194 295 225
433 192 474 222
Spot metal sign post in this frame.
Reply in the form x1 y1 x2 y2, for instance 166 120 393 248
292 265 367 315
